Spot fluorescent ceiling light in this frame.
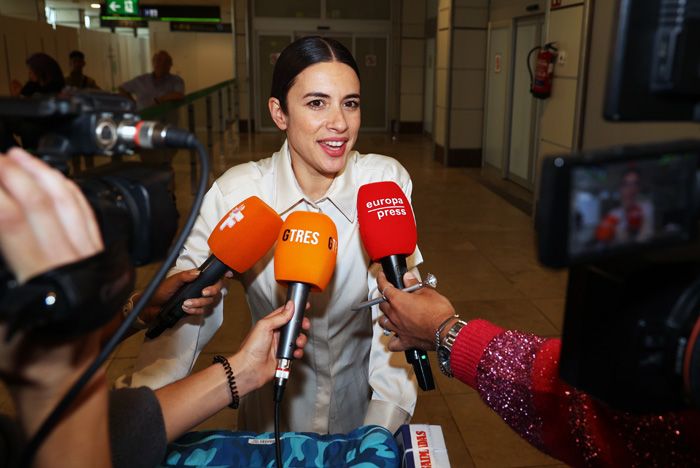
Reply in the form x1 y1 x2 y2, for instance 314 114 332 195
90 3 101 8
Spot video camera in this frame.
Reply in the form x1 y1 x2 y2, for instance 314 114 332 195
535 0 700 412
0 92 180 336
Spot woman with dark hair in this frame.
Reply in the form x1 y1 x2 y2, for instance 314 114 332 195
125 36 420 435
9 53 65 97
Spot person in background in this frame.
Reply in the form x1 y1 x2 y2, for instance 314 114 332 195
65 50 99 172
9 53 65 98
118 50 184 110
65 50 99 90
118 50 185 167
376 271 700 466
5 53 66 152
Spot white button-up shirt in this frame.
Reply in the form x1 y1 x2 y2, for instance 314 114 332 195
129 141 421 434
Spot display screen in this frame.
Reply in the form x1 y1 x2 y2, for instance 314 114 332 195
568 153 697 259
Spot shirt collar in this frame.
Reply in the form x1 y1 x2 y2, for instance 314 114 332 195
272 140 357 223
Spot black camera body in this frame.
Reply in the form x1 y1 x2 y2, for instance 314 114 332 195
536 141 700 412
533 0 700 413
0 92 179 336
562 260 700 412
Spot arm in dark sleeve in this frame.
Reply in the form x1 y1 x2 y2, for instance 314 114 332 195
109 387 168 468
450 319 700 466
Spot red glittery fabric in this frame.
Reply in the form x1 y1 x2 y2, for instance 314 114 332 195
451 320 700 467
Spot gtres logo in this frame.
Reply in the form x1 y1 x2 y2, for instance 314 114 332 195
219 204 245 231
282 229 337 250
282 229 320 245
365 197 407 220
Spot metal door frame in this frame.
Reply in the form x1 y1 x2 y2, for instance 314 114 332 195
481 19 513 173
503 13 545 190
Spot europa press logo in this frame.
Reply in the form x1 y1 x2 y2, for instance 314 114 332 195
365 196 408 220
219 204 245 231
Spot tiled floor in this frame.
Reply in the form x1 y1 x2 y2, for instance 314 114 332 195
0 131 570 467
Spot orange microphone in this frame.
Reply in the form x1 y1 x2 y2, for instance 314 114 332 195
595 213 620 243
146 196 282 338
273 211 338 398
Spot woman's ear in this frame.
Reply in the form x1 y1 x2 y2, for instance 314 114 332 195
268 98 288 131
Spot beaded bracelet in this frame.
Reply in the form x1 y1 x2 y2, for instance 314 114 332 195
213 355 240 409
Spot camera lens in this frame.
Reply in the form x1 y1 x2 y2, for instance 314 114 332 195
94 118 117 151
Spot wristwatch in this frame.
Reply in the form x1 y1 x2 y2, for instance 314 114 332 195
437 319 467 378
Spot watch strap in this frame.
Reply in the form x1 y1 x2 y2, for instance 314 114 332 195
438 319 468 378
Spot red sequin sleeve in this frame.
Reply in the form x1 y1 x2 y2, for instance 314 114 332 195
450 319 700 466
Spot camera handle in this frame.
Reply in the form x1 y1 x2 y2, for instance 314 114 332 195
0 242 134 339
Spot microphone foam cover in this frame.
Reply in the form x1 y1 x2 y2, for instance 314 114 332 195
208 196 283 272
274 211 338 291
357 181 417 261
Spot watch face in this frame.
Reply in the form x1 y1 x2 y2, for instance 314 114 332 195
437 346 452 377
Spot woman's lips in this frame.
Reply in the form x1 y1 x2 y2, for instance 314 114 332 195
318 140 347 157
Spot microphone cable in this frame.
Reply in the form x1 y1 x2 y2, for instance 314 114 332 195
273 375 287 467
19 131 210 467
274 397 283 467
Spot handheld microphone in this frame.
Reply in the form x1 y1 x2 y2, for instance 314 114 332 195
146 196 283 339
273 211 338 401
357 181 436 391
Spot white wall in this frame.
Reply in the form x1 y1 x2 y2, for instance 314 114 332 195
536 2 585 159
148 22 234 94
0 14 149 95
399 0 426 126
0 0 43 21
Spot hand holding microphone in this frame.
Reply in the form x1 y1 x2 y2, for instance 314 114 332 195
273 211 338 400
146 196 283 339
357 181 435 391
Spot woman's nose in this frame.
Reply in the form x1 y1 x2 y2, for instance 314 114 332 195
326 105 349 132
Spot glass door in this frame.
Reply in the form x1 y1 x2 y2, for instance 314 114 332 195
255 33 293 131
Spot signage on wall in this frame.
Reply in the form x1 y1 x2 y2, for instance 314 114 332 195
107 0 138 15
494 54 502 73
551 0 563 8
170 22 232 33
101 4 221 27
365 54 377 67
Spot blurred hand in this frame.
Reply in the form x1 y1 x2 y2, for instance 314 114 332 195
0 147 104 383
378 271 456 352
9 79 22 97
135 269 230 325
230 301 310 394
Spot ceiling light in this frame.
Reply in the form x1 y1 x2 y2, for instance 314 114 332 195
90 3 101 8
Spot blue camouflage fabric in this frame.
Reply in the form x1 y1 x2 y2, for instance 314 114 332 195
158 424 400 467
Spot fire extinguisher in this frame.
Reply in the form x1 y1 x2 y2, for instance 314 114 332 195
528 42 558 99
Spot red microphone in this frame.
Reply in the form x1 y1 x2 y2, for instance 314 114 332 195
357 181 435 391
146 196 283 338
626 204 643 236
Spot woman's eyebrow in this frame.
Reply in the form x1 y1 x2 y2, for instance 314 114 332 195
302 92 330 99
300 92 361 100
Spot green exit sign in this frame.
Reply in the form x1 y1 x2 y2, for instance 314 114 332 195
107 0 139 15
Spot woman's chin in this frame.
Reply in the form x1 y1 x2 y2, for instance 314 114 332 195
320 155 348 175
